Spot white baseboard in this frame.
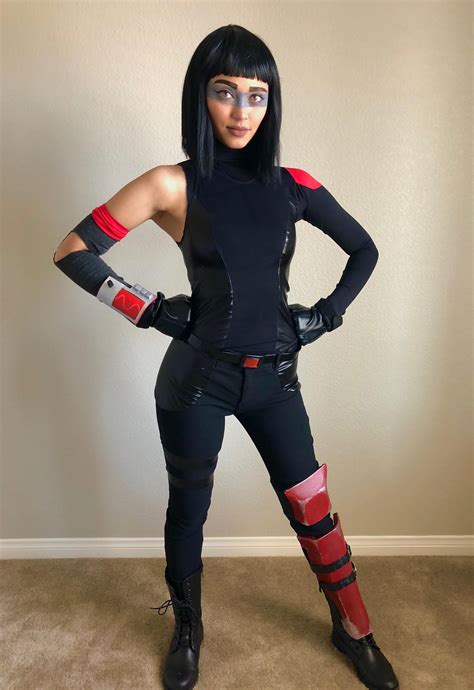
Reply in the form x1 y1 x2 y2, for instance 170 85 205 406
1 534 473 559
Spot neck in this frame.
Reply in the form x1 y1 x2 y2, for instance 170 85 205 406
212 134 258 181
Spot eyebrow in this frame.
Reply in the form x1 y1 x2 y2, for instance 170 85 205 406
212 78 268 93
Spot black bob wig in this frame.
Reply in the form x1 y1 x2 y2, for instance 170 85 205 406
181 24 283 187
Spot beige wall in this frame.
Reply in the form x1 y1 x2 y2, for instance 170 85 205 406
1 1 472 543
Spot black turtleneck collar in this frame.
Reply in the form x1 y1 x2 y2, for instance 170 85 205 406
213 134 258 182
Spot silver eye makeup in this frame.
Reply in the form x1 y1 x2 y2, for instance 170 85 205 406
206 81 268 108
216 88 265 104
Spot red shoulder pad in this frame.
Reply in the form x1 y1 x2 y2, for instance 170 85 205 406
284 167 322 190
91 203 129 241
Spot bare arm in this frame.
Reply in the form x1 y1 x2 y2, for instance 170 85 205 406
53 165 179 261
52 165 191 338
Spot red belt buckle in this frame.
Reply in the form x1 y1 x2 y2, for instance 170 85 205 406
243 356 261 368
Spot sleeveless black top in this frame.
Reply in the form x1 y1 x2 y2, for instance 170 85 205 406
176 135 378 356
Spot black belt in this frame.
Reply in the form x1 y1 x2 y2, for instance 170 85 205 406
186 332 300 368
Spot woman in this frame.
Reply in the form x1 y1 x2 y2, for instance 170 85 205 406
53 24 399 690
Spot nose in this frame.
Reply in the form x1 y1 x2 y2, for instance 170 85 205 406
231 102 251 114
230 109 250 124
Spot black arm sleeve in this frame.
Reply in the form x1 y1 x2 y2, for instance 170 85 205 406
295 179 379 320
53 214 126 296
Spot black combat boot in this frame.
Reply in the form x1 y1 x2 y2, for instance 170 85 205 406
150 563 204 690
324 590 399 690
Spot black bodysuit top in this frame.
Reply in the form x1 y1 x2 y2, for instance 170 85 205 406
176 135 378 356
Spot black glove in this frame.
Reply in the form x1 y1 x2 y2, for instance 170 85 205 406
136 292 192 340
289 298 343 347
289 302 327 346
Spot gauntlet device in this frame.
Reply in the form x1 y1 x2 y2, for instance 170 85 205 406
96 276 159 326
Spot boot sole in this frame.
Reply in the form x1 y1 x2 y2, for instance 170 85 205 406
163 631 203 690
164 673 198 690
163 664 200 690
331 633 399 690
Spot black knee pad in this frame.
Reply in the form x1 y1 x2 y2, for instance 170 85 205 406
164 446 218 489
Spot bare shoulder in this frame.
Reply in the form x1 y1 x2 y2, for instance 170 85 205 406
102 163 187 242
149 165 188 243
149 164 185 213
90 163 186 234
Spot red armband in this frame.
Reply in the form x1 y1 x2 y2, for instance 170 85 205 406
91 203 129 241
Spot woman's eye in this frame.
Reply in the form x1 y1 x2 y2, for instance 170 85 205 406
215 89 266 104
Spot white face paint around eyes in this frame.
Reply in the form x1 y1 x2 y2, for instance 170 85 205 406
206 81 268 108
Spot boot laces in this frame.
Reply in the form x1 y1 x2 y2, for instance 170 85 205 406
150 597 201 626
358 633 381 652
150 597 201 649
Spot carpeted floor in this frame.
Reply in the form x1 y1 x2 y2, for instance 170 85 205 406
1 556 472 689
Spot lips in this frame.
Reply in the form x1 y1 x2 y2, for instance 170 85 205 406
228 127 249 131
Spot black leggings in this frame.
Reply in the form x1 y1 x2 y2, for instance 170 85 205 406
154 338 334 582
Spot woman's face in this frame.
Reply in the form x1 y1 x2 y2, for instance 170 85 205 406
206 74 269 148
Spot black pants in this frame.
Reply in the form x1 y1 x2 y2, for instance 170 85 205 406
154 338 334 582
